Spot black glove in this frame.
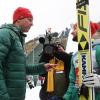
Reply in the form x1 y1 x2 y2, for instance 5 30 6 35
79 84 89 99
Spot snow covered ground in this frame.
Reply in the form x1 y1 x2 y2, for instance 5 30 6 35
25 86 41 100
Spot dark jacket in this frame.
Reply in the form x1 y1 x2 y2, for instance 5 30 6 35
0 24 46 100
39 51 72 100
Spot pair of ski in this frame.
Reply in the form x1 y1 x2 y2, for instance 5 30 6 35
76 0 95 100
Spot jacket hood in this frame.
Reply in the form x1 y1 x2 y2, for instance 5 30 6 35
0 24 27 37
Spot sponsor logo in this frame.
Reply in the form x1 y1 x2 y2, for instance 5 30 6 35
81 53 87 76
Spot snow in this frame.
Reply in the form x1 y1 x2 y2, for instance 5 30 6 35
25 86 41 100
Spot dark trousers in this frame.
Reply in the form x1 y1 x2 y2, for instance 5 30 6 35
39 73 68 100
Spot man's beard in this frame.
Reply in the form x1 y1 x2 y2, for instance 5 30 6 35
72 35 78 42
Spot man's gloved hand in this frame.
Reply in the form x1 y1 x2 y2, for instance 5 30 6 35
83 73 100 87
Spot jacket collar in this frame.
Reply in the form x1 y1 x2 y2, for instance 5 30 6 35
1 24 27 37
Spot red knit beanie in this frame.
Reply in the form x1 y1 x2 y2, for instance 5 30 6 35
90 21 100 36
13 7 33 23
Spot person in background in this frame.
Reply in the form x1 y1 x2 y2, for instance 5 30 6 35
0 7 57 100
63 22 100 100
39 42 72 100
83 23 100 100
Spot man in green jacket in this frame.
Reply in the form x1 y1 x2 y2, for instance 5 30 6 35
63 22 100 100
0 7 57 100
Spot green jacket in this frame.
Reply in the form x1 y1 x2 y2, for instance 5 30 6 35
63 40 100 100
0 24 46 100
63 53 79 100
